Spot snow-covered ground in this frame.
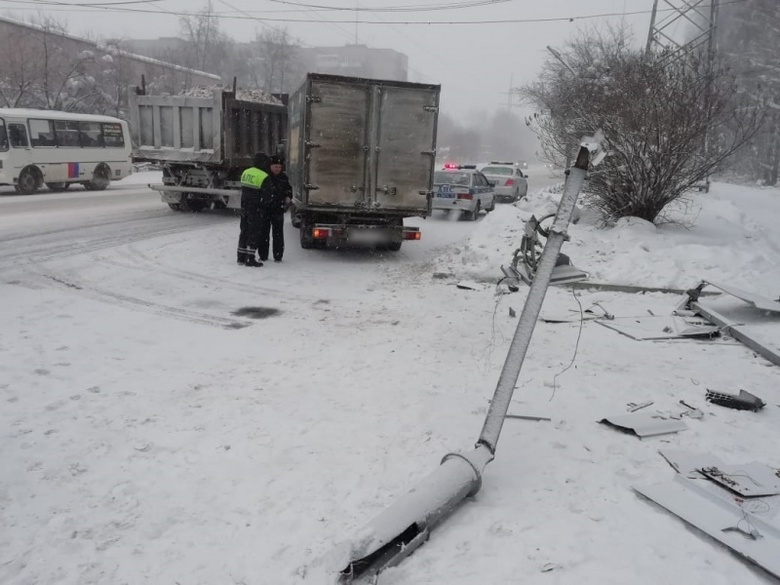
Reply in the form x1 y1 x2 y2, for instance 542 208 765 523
1 173 779 584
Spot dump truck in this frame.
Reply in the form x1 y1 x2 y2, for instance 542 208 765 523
128 84 287 211
287 73 440 250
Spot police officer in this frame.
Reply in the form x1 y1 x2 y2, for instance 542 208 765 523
258 154 292 263
236 152 274 267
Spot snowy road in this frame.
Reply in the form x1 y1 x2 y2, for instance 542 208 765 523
3 172 777 585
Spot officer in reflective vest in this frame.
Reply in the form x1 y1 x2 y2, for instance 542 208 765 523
237 152 275 267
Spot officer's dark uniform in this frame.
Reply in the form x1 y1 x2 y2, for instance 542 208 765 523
258 155 292 263
236 152 274 267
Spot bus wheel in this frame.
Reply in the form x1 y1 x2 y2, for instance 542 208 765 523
17 167 42 195
46 182 68 192
87 164 111 191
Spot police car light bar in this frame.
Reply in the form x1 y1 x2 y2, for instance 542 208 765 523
443 163 477 170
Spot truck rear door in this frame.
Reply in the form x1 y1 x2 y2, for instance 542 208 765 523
373 85 438 214
306 79 369 209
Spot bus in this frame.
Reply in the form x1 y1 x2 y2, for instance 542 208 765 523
0 108 132 195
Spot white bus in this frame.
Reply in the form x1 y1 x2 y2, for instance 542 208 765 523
0 108 132 195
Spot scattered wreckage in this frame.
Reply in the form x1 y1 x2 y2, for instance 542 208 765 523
635 450 780 580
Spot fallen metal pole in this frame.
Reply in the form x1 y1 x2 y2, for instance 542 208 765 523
338 139 602 583
478 146 590 453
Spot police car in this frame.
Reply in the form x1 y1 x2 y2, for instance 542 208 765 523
432 164 496 220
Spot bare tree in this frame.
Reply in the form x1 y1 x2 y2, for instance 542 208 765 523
178 0 227 74
0 16 103 111
522 27 765 223
252 27 302 94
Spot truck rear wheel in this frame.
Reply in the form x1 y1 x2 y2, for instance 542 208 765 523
290 206 302 228
300 222 314 249
386 241 402 251
179 194 207 212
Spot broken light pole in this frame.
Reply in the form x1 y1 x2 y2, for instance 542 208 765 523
338 135 606 583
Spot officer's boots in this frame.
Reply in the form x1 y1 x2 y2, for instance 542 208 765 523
244 249 263 267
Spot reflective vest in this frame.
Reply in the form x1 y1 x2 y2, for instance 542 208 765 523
241 167 268 188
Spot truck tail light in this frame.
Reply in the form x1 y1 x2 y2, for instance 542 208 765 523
504 179 515 186
403 230 421 241
456 193 473 200
312 227 331 239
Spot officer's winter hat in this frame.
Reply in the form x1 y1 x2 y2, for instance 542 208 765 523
253 152 271 171
270 155 284 165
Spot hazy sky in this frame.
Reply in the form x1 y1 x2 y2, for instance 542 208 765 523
6 0 660 117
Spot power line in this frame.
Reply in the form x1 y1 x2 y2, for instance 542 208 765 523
23 0 163 5
0 0 751 25
257 0 517 12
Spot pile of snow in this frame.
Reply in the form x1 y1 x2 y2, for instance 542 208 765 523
177 85 283 105
433 181 780 294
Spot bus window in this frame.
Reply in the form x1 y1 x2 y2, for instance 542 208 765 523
29 119 56 147
54 120 81 147
79 122 104 147
102 122 125 147
9 124 29 148
0 119 7 151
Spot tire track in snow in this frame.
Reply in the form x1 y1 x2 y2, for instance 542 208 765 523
33 271 252 330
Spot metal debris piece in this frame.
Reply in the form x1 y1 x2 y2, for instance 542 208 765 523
658 449 723 479
704 280 780 314
500 213 589 288
596 316 720 341
505 414 552 422
455 280 482 291
540 310 604 324
627 401 654 412
678 283 780 367
700 463 780 498
599 411 687 438
634 475 780 580
677 400 704 419
705 389 766 412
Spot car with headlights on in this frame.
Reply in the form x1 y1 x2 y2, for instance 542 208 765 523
432 164 496 220
479 162 529 203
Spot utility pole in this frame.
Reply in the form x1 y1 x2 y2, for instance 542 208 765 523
546 45 577 170
354 0 359 44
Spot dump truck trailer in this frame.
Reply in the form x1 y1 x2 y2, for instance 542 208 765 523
128 85 287 211
287 73 440 250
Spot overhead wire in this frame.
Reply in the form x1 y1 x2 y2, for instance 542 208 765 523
257 0 518 12
0 0 751 25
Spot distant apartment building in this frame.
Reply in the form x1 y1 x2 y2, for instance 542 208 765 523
120 37 408 94
298 45 408 81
